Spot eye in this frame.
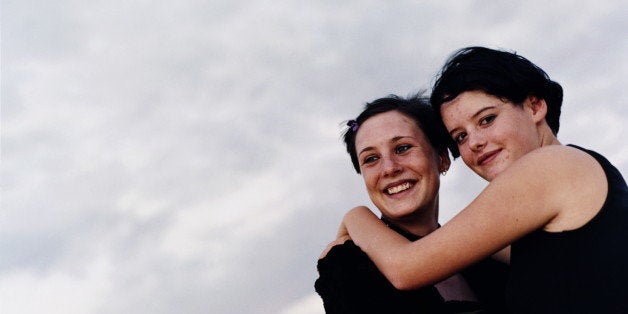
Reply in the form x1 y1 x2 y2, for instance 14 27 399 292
394 144 412 154
453 132 467 144
480 114 496 126
362 155 379 165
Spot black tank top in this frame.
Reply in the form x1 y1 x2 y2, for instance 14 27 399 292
506 145 628 313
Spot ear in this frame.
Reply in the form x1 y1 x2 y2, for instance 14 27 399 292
438 150 451 173
527 96 548 123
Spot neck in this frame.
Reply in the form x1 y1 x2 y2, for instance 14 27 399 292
538 123 562 147
396 219 439 237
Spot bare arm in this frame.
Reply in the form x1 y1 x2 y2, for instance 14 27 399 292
343 145 604 290
492 246 510 265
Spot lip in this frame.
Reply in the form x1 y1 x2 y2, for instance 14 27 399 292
477 149 501 166
383 179 417 196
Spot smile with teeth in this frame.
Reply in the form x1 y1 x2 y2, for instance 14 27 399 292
387 182 413 195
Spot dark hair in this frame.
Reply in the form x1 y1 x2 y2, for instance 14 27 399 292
343 94 450 174
430 46 564 158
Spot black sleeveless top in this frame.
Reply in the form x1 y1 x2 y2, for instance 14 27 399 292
315 219 509 314
506 145 628 313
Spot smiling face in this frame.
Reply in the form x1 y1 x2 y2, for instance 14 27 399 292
440 90 545 181
355 111 448 224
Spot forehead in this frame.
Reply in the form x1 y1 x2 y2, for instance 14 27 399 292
440 90 506 123
355 111 424 148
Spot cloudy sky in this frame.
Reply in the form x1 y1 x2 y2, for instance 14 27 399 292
2 1 627 313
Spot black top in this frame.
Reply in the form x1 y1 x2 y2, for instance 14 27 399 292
506 145 628 313
315 219 509 314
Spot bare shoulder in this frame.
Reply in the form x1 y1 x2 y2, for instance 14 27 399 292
523 144 592 164
520 145 607 231
511 145 603 179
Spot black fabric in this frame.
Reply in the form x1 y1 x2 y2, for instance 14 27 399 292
459 258 509 313
315 219 509 313
506 145 628 313
315 239 446 314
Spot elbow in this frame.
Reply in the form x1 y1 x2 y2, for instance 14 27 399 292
390 277 414 291
386 266 420 291
378 248 427 291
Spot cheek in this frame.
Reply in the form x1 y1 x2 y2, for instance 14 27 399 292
502 125 534 153
361 171 378 191
425 158 444 176
422 162 442 182
458 147 475 168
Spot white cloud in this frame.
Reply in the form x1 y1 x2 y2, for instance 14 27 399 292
0 254 113 314
280 293 325 314
2 1 627 313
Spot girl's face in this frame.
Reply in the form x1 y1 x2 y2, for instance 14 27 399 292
355 111 448 221
440 90 544 181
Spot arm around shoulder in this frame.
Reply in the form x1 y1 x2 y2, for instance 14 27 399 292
343 146 581 290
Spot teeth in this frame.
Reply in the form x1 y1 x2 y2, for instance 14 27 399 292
387 182 412 195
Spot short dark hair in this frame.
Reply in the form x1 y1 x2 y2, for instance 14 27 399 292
430 47 563 157
343 94 450 174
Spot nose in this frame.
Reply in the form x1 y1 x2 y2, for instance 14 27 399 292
381 155 402 177
468 132 486 152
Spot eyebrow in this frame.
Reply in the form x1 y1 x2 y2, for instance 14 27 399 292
471 106 497 119
358 146 374 157
357 136 413 156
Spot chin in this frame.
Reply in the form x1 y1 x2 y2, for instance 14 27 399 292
382 206 420 220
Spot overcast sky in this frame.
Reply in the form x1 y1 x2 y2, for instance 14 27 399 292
2 1 627 313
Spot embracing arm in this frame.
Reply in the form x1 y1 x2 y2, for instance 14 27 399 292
343 145 600 290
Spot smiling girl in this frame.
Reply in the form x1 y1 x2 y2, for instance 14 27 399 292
316 95 508 313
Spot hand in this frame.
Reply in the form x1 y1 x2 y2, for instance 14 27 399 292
319 234 351 259
319 206 371 259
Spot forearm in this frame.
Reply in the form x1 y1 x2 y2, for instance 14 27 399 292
342 206 487 290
